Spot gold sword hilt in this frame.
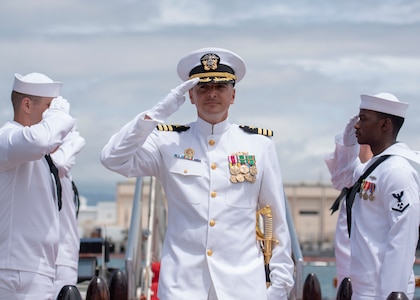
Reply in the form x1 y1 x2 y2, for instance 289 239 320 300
256 205 279 264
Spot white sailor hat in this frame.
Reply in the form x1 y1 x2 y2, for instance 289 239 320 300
13 73 62 97
360 92 409 118
177 47 246 84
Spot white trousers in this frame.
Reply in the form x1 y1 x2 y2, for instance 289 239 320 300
54 265 78 299
0 269 54 300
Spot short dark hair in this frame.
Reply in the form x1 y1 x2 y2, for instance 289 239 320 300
11 91 43 111
377 111 405 136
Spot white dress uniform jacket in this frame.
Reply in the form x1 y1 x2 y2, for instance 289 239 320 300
326 140 420 299
101 114 294 300
0 115 74 279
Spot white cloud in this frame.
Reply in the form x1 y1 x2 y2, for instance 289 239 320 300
1 1 420 201
274 55 420 85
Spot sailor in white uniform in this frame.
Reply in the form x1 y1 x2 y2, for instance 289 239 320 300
326 93 420 299
0 73 75 299
101 47 294 299
51 128 86 298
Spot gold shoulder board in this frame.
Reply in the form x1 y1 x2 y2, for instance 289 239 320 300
156 124 190 132
239 125 273 137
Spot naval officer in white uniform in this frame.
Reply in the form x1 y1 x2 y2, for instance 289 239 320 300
101 47 294 299
326 93 420 299
0 73 75 299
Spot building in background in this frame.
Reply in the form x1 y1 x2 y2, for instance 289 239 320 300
285 184 340 254
78 179 341 255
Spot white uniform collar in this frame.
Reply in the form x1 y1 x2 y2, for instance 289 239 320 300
8 120 24 127
373 142 420 165
195 117 231 135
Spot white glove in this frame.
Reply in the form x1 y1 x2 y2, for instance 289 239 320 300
64 130 86 155
42 96 70 119
342 115 358 146
267 285 288 300
147 78 199 123
71 134 86 155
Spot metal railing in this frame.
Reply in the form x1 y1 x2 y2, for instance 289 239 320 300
125 177 143 300
285 194 304 300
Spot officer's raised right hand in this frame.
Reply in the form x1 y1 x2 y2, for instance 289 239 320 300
147 78 199 123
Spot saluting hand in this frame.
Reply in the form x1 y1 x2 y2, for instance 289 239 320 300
42 96 71 119
147 78 199 123
343 115 358 146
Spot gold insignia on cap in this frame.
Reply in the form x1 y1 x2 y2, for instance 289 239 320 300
188 51 237 83
201 53 220 71
190 73 237 83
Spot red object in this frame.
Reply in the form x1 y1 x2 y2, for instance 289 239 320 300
150 262 161 300
150 282 159 300
151 261 160 283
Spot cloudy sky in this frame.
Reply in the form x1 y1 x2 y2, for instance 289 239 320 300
1 0 420 202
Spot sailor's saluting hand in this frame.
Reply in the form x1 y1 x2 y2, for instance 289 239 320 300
146 77 199 123
342 115 358 146
42 96 71 119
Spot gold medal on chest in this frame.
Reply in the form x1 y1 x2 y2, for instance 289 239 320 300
230 165 240 175
228 152 257 184
236 173 245 182
249 165 257 175
240 165 249 174
361 180 376 201
230 175 238 183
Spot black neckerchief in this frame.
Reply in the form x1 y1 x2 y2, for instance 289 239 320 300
45 154 62 211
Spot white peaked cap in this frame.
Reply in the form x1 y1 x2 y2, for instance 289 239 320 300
360 92 409 118
177 47 246 83
13 73 62 97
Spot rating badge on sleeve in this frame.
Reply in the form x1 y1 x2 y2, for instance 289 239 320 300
391 191 409 213
228 152 257 183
